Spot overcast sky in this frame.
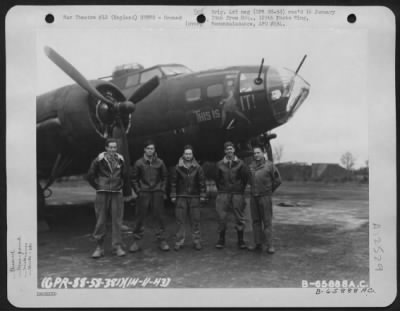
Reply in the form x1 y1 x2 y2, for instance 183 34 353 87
37 28 368 167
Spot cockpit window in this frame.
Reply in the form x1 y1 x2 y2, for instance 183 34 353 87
161 65 192 77
185 88 201 102
239 72 265 93
140 68 163 84
125 74 139 88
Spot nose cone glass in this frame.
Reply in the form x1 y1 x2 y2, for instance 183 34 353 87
267 67 310 123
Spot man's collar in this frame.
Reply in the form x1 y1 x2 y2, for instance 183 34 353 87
143 154 152 162
98 152 124 161
143 153 157 162
106 152 117 158
178 157 198 168
223 155 238 163
253 158 266 166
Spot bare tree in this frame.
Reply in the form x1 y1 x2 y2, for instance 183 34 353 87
340 152 356 171
273 144 284 163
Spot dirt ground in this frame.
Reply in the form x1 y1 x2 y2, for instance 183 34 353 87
38 181 369 288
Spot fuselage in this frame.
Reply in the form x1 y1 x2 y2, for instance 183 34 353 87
37 63 310 178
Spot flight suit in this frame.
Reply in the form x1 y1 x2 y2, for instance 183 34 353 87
170 158 206 248
87 152 128 252
215 156 250 249
249 158 282 249
215 156 249 233
130 154 168 243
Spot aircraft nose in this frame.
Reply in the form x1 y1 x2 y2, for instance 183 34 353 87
266 67 310 124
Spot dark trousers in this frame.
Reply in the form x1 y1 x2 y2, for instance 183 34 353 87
92 191 123 248
250 195 273 246
133 191 166 241
215 193 245 233
175 197 201 246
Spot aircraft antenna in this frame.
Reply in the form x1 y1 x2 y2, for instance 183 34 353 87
295 54 307 74
254 58 264 85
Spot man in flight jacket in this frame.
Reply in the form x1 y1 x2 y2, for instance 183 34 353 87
170 145 207 251
129 140 169 252
87 138 128 258
215 141 250 250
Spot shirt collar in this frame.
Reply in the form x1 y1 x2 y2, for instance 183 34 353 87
178 157 198 168
252 158 266 167
105 152 117 159
223 155 238 164
143 153 157 163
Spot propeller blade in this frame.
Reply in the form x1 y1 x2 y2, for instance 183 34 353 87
44 46 113 105
117 101 135 115
129 76 160 104
112 119 132 196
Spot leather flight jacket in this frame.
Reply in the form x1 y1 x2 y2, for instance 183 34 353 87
216 156 250 194
170 158 207 199
131 155 168 193
87 152 128 193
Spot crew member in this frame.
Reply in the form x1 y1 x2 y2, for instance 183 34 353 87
215 141 250 249
170 145 207 251
248 145 282 254
129 140 170 252
87 138 128 258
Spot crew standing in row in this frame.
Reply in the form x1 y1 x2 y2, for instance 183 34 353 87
87 140 282 257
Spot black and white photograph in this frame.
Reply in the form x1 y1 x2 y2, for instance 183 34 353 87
6 5 396 308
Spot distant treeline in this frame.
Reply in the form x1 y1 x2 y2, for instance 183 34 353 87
202 161 368 183
275 162 368 183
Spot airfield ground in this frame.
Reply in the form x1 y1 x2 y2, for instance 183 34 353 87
38 181 369 288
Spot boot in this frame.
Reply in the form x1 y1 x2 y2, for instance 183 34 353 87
113 245 126 257
121 224 131 232
129 241 141 253
174 238 184 251
193 241 202 251
247 244 262 252
215 231 225 249
237 230 247 249
265 234 275 254
91 242 104 259
264 245 275 254
159 240 170 251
